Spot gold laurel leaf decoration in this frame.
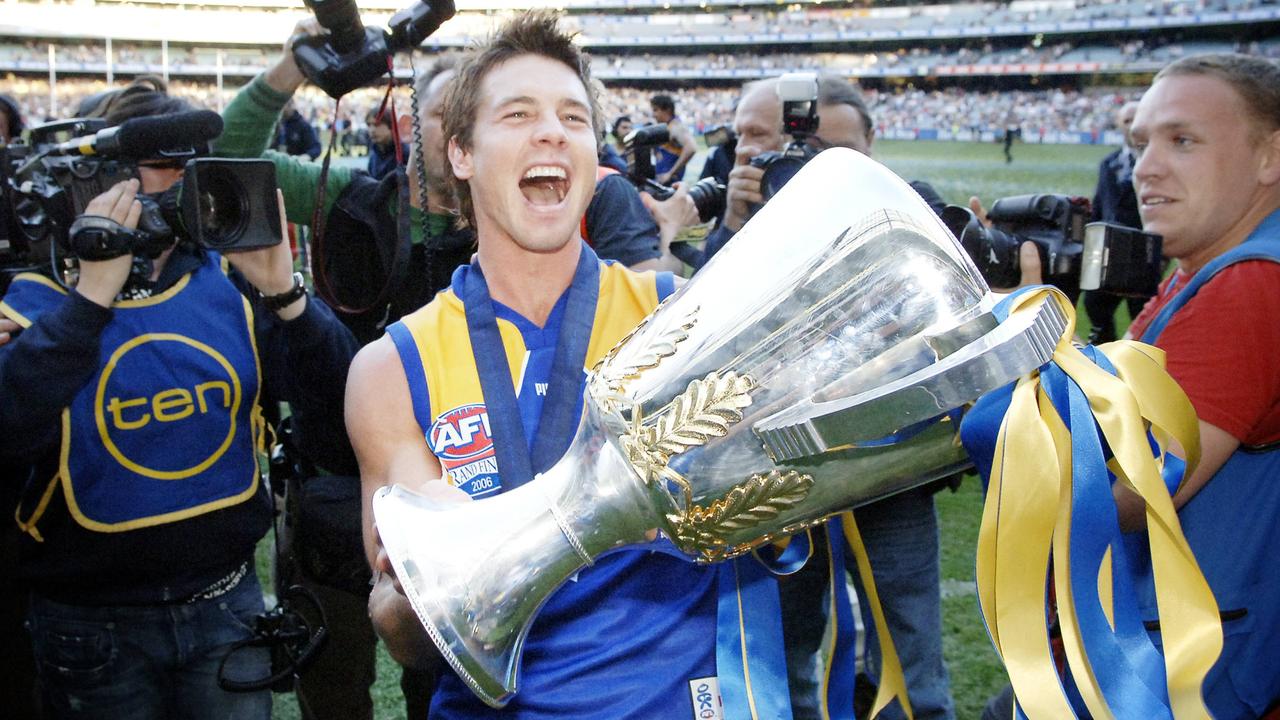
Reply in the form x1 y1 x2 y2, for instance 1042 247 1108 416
593 305 698 397
648 371 756 459
668 470 815 554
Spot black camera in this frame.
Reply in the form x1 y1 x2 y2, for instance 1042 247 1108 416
942 194 1088 295
5 113 282 269
622 123 669 183
292 0 456 99
645 176 727 225
622 124 725 224
748 72 821 203
150 158 283 253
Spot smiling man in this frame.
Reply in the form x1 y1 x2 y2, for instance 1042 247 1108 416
1124 53 1280 718
345 11 717 718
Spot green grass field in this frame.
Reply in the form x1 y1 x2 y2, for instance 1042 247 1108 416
267 138 1120 719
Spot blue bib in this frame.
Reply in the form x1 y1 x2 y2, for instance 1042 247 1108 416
389 259 718 719
2 255 263 532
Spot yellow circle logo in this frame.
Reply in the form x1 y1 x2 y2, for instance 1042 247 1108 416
94 333 242 480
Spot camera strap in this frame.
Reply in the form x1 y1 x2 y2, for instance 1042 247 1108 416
68 215 147 261
309 88 411 317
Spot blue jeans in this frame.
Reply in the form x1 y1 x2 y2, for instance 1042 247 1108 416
26 571 271 720
782 487 955 720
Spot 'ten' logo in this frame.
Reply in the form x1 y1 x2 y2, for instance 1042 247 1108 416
94 334 242 480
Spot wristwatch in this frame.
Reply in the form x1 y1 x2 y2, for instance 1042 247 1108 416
261 272 306 311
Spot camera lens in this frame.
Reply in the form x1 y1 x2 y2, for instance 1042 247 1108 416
686 177 726 224
759 156 806 201
196 165 248 249
304 0 366 54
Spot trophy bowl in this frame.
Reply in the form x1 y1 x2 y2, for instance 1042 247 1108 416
372 147 1066 707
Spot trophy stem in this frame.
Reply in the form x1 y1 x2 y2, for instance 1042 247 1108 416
372 398 660 708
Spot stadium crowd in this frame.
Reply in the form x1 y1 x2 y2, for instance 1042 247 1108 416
1 74 1145 143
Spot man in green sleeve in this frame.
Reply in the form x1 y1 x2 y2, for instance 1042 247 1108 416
215 22 473 347
215 22 470 720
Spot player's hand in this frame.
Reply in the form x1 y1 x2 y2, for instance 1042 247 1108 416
76 179 142 308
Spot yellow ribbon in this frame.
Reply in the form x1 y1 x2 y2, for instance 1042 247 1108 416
977 287 1221 719
840 512 914 720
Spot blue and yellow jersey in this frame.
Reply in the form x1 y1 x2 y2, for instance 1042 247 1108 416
387 259 721 718
1 254 263 535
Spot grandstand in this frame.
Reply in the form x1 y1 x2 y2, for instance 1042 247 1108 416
2 0 1278 142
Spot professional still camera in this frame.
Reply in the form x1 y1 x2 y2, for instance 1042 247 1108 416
622 124 726 224
749 72 821 203
292 0 456 99
941 194 1163 299
3 111 282 282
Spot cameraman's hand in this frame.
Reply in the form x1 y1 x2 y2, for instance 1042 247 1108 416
968 196 1044 290
640 181 698 232
722 145 766 232
266 17 325 95
0 315 19 346
227 190 306 320
76 179 141 308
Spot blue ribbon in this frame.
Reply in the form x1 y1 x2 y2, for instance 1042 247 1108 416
461 243 600 488
717 558 796 720
823 519 858 718
1039 357 1172 718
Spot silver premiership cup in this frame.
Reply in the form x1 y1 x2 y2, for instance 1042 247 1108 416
372 148 1066 707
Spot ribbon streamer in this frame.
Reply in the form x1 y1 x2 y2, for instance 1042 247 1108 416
960 286 1222 719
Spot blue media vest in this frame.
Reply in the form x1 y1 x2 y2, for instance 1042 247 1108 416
1 254 263 533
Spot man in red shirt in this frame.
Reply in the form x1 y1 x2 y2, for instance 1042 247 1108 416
1123 53 1280 718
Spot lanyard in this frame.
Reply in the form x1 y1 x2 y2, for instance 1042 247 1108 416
462 242 600 489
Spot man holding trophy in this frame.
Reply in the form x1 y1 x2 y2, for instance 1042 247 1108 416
346 11 721 717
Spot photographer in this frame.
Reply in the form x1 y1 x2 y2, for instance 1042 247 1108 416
1121 54 1280 718
0 79 359 719
687 73 954 720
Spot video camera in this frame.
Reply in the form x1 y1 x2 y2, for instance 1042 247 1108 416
292 0 456 99
622 123 725 224
749 72 821 203
3 111 282 277
941 194 1163 299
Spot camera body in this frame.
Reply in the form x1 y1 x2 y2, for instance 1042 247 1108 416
292 0 456 100
943 194 1089 295
622 124 725 224
748 72 820 204
4 118 282 269
943 194 1163 299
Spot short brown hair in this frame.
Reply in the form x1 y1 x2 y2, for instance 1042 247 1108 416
441 10 600 226
1155 53 1280 138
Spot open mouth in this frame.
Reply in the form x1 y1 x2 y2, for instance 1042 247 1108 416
519 165 569 207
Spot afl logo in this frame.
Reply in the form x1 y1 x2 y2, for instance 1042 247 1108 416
429 404 501 498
